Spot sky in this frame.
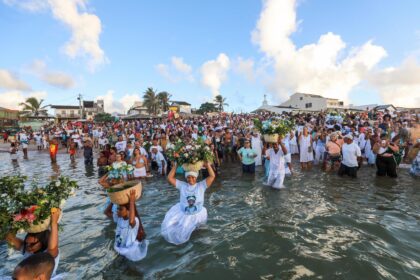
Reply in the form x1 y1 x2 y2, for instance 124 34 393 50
0 0 419 114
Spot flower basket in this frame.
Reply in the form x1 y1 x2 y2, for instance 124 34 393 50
27 211 63 233
182 161 204 172
107 180 142 205
263 134 279 143
27 217 50 233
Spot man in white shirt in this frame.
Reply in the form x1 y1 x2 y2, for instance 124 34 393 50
338 134 361 178
151 147 166 176
265 140 288 189
115 135 127 153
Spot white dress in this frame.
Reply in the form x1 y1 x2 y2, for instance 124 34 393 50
251 134 263 166
299 134 314 163
266 148 286 189
113 213 149 261
161 180 208 245
289 133 299 154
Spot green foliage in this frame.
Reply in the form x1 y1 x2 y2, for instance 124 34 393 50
0 176 79 238
157 91 171 112
214 95 228 112
253 118 295 137
19 97 48 117
143 87 160 115
94 112 113 123
166 138 214 165
197 102 218 114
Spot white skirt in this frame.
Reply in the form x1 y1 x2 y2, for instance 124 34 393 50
161 203 207 245
134 167 147 178
114 239 149 262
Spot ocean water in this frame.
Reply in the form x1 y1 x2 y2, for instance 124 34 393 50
0 151 419 279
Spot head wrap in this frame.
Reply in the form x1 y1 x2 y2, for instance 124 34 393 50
185 171 198 178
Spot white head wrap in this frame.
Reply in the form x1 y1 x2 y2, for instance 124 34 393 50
185 171 198 178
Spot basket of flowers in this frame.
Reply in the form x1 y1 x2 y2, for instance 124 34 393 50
106 164 134 185
166 138 213 172
254 118 295 143
0 176 78 238
107 180 142 205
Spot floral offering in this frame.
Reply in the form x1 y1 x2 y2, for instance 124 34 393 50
253 118 295 137
0 176 79 238
166 138 213 166
106 164 134 183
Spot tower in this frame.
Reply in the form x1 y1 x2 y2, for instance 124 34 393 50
262 94 268 106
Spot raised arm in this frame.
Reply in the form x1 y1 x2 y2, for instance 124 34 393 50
167 162 177 187
128 189 136 228
5 233 23 251
205 161 216 187
48 208 60 258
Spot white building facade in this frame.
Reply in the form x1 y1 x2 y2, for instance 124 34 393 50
280 93 344 111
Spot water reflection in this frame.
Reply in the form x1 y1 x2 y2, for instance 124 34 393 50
0 151 419 279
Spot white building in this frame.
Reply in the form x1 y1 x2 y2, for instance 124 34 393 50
280 92 344 111
127 101 149 115
252 95 296 114
171 101 191 114
51 99 104 121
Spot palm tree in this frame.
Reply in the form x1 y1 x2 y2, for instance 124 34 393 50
157 91 172 112
19 97 48 117
143 87 159 115
214 95 228 112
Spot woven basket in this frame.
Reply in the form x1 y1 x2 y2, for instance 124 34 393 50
27 217 50 233
108 180 142 205
27 212 63 233
263 134 279 143
182 161 204 172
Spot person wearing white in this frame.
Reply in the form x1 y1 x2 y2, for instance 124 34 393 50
105 190 148 261
151 148 167 175
251 132 263 166
338 134 361 178
34 133 42 150
115 136 127 153
281 137 293 175
288 131 299 154
265 140 288 189
162 162 216 245
299 127 314 170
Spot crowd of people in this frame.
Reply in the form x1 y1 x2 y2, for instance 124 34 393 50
2 108 420 279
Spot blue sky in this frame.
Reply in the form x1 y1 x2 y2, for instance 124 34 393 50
0 0 419 113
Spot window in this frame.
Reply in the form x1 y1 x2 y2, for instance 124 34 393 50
305 103 312 108
61 110 66 115
339 101 343 106
300 97 303 100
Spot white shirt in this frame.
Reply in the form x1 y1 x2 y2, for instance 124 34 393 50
268 148 285 172
115 140 127 153
341 142 361 167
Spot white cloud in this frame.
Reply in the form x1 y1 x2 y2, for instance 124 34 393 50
368 57 420 107
200 53 230 96
0 69 31 91
4 0 107 71
0 90 47 110
155 56 193 82
234 57 255 82
29 59 75 89
95 90 141 114
252 0 387 104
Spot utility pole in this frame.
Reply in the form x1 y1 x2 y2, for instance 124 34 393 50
77 94 83 119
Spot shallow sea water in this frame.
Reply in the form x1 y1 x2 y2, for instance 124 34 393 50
0 150 419 279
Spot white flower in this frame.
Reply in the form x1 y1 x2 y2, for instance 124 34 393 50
184 153 189 157
55 181 61 187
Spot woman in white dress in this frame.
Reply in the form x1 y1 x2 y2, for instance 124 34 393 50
105 190 148 261
161 161 216 245
299 127 314 170
288 131 299 155
251 132 262 166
